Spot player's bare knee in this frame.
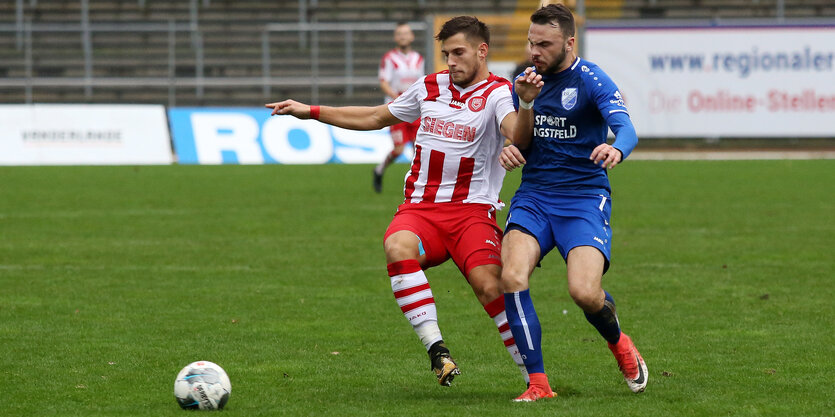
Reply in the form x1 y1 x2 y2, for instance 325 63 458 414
384 243 415 262
568 284 603 312
384 233 420 262
467 263 502 303
500 267 529 292
473 280 501 305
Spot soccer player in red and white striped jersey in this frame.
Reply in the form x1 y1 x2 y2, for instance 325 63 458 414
266 16 528 389
379 24 424 105
374 22 425 193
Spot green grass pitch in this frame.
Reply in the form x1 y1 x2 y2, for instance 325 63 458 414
1 160 832 416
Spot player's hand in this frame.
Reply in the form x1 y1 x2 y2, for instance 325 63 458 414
500 145 526 171
514 66 544 104
590 143 623 170
264 100 312 118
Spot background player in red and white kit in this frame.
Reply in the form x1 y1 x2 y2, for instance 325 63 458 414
374 22 425 193
266 16 529 389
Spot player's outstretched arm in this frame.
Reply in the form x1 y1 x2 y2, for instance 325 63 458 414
511 67 544 150
265 100 402 131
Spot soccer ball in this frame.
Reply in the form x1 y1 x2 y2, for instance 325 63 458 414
173 361 231 410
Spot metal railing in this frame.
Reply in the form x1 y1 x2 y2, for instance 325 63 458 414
4 0 433 106
1 21 196 106
0 20 432 106
3 0 825 106
262 21 432 103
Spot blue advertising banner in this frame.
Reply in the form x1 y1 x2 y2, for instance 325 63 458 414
168 108 411 164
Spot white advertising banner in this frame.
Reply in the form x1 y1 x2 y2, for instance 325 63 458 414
585 25 835 137
0 104 173 165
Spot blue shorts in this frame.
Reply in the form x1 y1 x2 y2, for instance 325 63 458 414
505 190 612 273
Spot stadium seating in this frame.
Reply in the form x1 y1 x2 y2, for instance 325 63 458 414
0 0 831 106
622 0 835 19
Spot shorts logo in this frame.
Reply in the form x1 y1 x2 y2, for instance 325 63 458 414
468 96 486 112
562 88 578 110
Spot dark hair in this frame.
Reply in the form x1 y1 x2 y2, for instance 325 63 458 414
531 4 575 38
395 21 409 27
435 16 490 46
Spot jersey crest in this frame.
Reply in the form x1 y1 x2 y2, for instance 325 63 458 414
561 88 578 110
468 96 486 112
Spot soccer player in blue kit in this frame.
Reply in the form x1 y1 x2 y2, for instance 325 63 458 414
498 4 646 402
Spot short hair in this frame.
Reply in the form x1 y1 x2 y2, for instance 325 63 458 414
395 21 409 27
435 16 490 46
531 4 575 39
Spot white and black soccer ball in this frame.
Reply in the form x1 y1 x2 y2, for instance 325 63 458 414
173 361 231 410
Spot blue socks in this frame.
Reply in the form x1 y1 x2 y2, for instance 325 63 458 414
504 289 544 374
584 290 621 344
505 289 622 375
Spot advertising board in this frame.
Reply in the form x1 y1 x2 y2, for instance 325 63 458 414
0 104 173 165
585 25 835 137
168 108 408 164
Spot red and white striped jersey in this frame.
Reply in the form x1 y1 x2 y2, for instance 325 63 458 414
387 71 515 210
379 49 425 103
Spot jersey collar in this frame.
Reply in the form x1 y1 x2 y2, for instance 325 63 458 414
448 73 498 98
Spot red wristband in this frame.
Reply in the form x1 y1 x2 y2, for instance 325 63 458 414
309 105 320 120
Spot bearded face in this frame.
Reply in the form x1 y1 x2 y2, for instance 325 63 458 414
541 42 567 75
528 22 573 75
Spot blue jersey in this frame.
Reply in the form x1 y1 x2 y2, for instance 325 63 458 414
512 57 637 196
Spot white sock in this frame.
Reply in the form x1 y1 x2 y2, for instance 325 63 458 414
389 260 443 350
414 321 443 350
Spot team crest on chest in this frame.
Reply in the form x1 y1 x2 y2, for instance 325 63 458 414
561 88 578 110
468 96 486 112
